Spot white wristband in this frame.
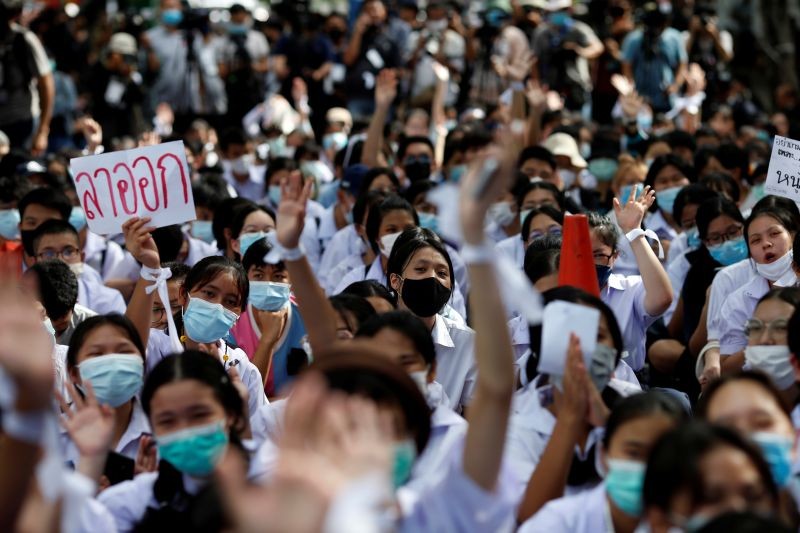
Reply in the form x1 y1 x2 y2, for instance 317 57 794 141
3 409 47 445
273 242 306 262
460 242 495 265
625 228 665 260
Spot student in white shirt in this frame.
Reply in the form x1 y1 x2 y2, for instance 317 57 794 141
98 351 251 531
227 203 276 262
699 371 798 496
717 204 799 371
643 154 694 252
641 422 779 531
61 315 151 469
519 392 687 533
588 189 673 371
122 218 266 420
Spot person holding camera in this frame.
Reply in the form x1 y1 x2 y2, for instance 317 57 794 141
684 4 733 104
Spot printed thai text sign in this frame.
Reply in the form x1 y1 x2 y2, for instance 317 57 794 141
765 135 800 204
70 141 195 235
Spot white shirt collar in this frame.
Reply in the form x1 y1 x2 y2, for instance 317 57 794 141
431 314 455 349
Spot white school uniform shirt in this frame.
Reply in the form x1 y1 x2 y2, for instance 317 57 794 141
319 224 365 291
706 259 757 340
667 230 690 264
644 209 679 243
496 235 525 269
663 247 692 324
504 376 605 501
519 482 616 533
146 330 267 419
60 397 151 466
184 234 219 266
222 163 265 202
98 471 207 532
316 204 341 252
610 210 641 277
432 314 477 411
718 274 770 355
485 221 515 244
602 273 660 371
324 252 367 294
84 231 139 282
77 263 126 315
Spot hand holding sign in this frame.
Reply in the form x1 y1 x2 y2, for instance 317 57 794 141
765 135 800 206
70 141 195 235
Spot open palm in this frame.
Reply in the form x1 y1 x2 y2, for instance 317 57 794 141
59 381 115 458
613 185 655 233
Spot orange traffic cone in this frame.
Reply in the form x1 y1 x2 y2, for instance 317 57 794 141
558 214 600 297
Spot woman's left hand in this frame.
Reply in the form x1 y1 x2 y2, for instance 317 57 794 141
613 184 655 233
57 381 115 458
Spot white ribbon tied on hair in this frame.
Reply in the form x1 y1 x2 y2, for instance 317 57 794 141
141 266 183 353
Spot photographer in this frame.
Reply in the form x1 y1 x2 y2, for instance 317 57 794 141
141 0 226 131
684 3 733 104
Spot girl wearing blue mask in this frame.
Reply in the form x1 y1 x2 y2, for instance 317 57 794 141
98 351 248 531
644 154 694 254
231 237 308 397
700 372 798 506
229 204 276 260
642 422 780 531
519 392 687 533
63 315 149 470
123 217 266 422
587 193 674 372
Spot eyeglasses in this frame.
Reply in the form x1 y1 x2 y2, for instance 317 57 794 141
37 246 79 261
593 252 616 266
706 224 743 246
151 304 182 326
528 227 562 242
745 318 789 341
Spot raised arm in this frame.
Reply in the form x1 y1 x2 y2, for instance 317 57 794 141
275 173 339 353
458 138 517 491
614 186 673 316
123 217 162 350
361 69 396 168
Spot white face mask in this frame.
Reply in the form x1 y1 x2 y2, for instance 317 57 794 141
487 202 516 228
745 345 794 389
231 154 253 176
427 19 448 32
756 250 794 282
408 370 428 394
69 262 85 277
380 231 402 257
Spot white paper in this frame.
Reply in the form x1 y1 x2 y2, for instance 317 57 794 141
538 300 599 376
70 141 196 235
765 135 800 207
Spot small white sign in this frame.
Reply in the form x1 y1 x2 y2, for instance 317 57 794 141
70 141 195 235
765 135 800 204
538 300 599 377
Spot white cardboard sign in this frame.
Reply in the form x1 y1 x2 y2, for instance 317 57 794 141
69 141 195 235
538 300 599 376
765 135 800 204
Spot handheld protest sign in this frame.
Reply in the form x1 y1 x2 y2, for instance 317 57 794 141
69 141 195 235
765 135 800 204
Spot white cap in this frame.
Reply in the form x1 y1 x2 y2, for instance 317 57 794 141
542 132 587 169
544 0 572 11
108 33 137 55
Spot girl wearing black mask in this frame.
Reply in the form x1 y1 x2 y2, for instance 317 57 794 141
387 227 476 413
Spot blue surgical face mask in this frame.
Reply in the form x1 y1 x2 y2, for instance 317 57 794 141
657 185 683 216
268 185 282 207
620 184 643 205
686 227 701 249
519 209 532 226
707 236 748 266
752 432 794 487
449 164 467 183
238 231 267 257
183 296 240 344
249 281 291 311
323 132 348 152
392 439 417 488
161 8 183 26
157 419 228 477
191 220 215 243
605 459 646 516
69 206 87 232
548 11 572 28
0 208 20 240
588 158 618 182
596 264 612 289
417 212 439 234
78 354 144 408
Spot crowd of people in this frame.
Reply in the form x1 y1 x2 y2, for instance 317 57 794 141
3 0 800 531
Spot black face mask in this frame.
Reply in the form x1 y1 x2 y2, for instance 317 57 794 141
595 264 612 289
400 276 451 318
403 156 432 183
20 229 36 256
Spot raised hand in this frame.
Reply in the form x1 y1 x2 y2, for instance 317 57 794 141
122 217 160 269
0 287 55 411
374 69 397 109
613 184 655 233
57 381 115 458
432 61 450 85
134 435 157 475
276 172 313 250
525 79 548 112
560 334 590 424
